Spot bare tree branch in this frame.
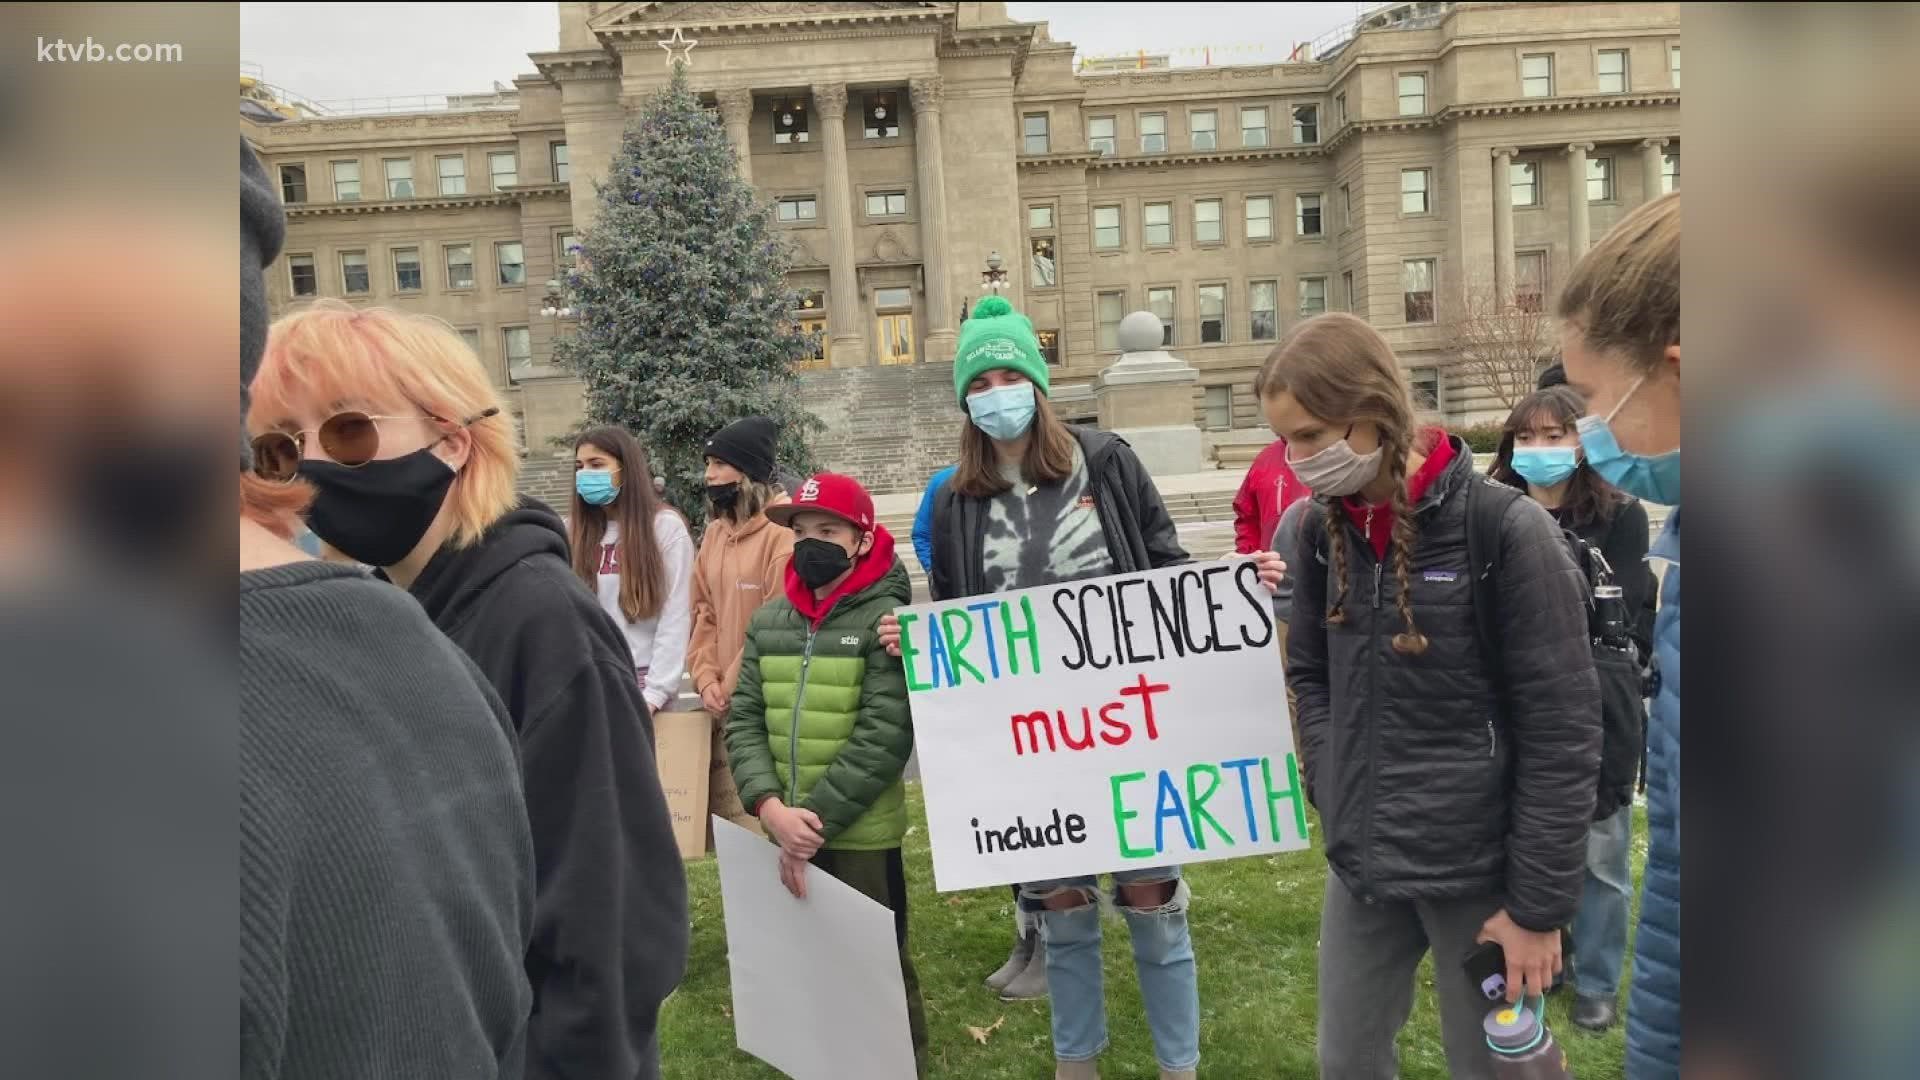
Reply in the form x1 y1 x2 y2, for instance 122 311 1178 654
1439 275 1557 413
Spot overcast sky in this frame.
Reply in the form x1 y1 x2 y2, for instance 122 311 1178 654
241 3 1360 105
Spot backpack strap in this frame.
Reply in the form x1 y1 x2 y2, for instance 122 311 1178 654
1463 475 1524 679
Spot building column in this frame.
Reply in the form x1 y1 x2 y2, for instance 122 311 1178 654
813 82 866 365
717 88 754 185
1566 142 1595 258
1491 146 1516 309
1641 136 1669 201
909 76 956 363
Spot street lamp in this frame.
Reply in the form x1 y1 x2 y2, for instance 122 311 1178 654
980 250 1008 294
540 278 574 318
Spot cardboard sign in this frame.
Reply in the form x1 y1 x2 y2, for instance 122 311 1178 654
653 711 713 859
897 559 1307 891
713 818 917 1080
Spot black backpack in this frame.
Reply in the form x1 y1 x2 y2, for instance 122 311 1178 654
1463 475 1645 822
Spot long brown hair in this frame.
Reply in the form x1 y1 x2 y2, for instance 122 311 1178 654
952 387 1078 498
569 426 667 623
1256 313 1428 655
1491 386 1627 530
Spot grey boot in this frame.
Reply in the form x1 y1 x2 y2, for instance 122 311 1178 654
1054 1059 1099 1079
999 935 1049 1000
984 930 1034 992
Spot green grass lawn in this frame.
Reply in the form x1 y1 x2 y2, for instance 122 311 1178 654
660 784 1644 1078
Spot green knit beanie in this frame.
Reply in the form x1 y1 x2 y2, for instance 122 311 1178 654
952 295 1050 405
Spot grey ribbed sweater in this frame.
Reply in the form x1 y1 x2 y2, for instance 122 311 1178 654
241 561 534 1079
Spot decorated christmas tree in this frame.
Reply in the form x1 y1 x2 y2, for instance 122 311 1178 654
554 62 819 524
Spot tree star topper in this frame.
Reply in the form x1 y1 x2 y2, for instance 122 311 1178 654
658 27 698 68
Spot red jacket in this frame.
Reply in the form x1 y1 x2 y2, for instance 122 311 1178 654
1233 440 1307 554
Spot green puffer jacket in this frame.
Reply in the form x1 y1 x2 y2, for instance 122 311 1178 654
725 559 914 851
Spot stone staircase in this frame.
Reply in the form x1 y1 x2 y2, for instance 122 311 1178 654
795 363 965 496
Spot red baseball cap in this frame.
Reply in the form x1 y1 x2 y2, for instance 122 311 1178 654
766 472 875 532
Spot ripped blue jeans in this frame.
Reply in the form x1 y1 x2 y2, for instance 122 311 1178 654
1020 867 1199 1070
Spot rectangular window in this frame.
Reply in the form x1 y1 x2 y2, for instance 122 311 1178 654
1401 168 1431 215
489 150 517 190
1298 276 1327 317
1398 73 1427 116
796 316 830 370
777 196 818 222
864 93 899 139
1588 155 1615 202
774 99 810 144
875 287 913 310
1662 149 1679 193
1402 258 1436 323
1193 198 1222 244
445 243 474 290
1241 106 1268 148
288 253 316 296
1143 201 1172 246
503 326 531 373
1669 44 1681 89
1515 251 1546 313
1511 160 1540 207
1198 284 1226 343
495 241 525 287
1148 287 1176 346
557 233 579 268
1340 182 1353 228
1139 112 1166 154
392 247 422 292
1089 116 1116 157
1409 367 1441 412
1204 385 1232 431
1189 110 1217 151
1029 237 1056 288
384 157 413 199
340 250 369 294
1342 270 1356 312
1335 91 1348 127
1292 104 1318 144
1245 195 1273 240
1037 329 1061 365
331 160 361 201
436 154 466 196
1028 205 1054 230
1023 113 1050 155
1096 290 1126 350
1297 193 1323 236
1094 205 1122 249
279 164 307 204
457 328 480 355
1522 54 1554 98
550 142 569 182
1598 49 1629 94
1249 280 1277 341
865 191 908 217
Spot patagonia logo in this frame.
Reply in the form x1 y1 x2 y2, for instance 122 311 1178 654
840 635 862 647
1423 570 1458 583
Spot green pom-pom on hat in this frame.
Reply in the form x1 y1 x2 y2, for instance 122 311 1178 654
952 295 1050 405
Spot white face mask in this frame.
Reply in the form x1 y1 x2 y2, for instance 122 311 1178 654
1287 426 1383 498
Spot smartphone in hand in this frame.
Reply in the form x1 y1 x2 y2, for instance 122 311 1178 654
1463 941 1507 1003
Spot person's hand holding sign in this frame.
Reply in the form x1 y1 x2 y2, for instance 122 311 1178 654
879 613 903 657
759 797 825 860
1247 550 1287 591
777 851 810 899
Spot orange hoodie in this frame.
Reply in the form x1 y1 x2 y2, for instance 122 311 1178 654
688 504 795 704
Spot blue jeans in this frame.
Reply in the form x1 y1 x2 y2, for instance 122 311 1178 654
1571 806 1634 1000
1021 868 1199 1070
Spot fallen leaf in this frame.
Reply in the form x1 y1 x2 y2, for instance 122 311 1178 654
946 896 966 907
966 1015 1006 1045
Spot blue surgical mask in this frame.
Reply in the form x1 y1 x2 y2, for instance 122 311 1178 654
575 468 620 506
1510 446 1579 488
1576 373 1680 505
966 381 1038 442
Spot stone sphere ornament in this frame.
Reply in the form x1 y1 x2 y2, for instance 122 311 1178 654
1117 310 1165 353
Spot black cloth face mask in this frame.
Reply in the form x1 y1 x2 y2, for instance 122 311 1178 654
299 448 456 567
706 482 741 511
791 536 861 591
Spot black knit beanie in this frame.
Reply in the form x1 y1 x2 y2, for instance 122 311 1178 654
704 416 779 483
241 139 286 471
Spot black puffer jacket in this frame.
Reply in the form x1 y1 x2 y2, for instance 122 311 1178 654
1287 439 1601 931
928 426 1187 601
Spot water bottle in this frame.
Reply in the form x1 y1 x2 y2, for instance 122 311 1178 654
1484 995 1573 1079
1592 583 1631 653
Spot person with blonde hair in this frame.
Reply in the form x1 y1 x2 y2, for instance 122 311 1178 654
247 300 687 1080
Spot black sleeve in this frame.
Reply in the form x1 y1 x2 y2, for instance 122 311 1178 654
1120 446 1191 569
1284 508 1330 807
927 487 954 603
1495 498 1604 931
1606 500 1657 662
521 655 689 1080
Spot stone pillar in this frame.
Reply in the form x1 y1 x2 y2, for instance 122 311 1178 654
813 82 866 365
717 88 754 185
1492 147 1516 309
909 76 956 364
1641 136 1669 201
1567 142 1595 258
1094 312 1203 475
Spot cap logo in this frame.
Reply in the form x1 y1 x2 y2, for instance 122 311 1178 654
798 478 821 502
976 338 1021 363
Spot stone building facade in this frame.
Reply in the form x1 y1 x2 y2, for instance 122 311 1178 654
244 0 1679 493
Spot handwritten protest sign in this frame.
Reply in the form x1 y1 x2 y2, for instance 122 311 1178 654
653 710 712 859
898 558 1307 892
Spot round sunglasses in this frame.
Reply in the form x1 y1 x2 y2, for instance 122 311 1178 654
250 407 499 483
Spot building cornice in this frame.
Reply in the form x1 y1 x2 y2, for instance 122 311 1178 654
530 48 619 84
1321 116 1438 152
593 3 947 42
1067 144 1325 171
285 183 569 219
1434 90 1680 123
